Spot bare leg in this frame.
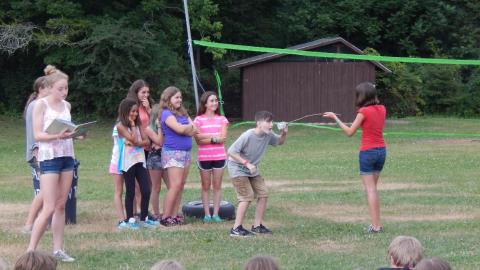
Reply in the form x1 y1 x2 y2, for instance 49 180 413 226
24 191 43 227
173 164 190 217
233 201 250 228
253 197 268 227
163 167 184 218
200 169 212 216
112 174 125 221
51 170 73 252
361 174 381 229
212 168 224 216
27 173 59 251
149 169 163 216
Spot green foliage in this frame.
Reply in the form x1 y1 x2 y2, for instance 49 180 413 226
0 0 480 118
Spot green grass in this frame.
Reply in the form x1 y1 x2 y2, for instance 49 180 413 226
0 115 479 269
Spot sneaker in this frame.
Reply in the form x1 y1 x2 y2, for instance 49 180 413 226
203 215 212 222
53 250 75 262
117 220 129 230
251 224 273 234
229 225 255 237
21 225 32 234
367 224 384 233
211 214 222 223
127 217 140 230
160 217 177 227
141 217 160 229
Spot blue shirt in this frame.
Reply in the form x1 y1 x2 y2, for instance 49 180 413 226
161 109 192 151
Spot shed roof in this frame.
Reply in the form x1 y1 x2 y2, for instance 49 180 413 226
227 37 391 73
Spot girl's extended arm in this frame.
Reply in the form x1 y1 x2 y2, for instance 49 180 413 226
32 101 73 141
144 126 163 146
137 126 150 147
323 112 364 137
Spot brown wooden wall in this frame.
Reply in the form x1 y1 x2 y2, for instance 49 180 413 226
242 61 376 122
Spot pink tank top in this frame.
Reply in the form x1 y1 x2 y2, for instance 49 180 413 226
38 98 75 161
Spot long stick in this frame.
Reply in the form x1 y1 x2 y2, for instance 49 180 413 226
288 113 341 123
183 0 200 111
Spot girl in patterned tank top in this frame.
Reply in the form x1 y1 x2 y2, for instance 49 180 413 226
27 65 80 262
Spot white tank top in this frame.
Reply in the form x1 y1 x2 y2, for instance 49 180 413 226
37 98 75 161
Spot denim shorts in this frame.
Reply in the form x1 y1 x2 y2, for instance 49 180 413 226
359 147 386 175
146 148 163 170
161 148 191 169
40 156 75 174
197 160 227 171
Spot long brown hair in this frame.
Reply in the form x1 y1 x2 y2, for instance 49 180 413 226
23 76 47 118
355 81 380 108
159 86 188 116
197 91 219 116
117 98 140 128
126 79 155 107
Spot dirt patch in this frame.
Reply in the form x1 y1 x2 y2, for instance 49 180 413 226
282 201 480 222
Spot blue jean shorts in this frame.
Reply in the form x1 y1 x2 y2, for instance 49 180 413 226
146 148 163 170
359 147 386 175
40 156 75 174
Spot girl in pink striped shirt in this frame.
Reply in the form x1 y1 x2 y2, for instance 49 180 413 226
194 91 229 223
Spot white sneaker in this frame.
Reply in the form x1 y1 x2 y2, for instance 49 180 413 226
53 250 75 262
21 225 32 234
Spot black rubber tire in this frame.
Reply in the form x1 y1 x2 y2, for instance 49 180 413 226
182 200 236 220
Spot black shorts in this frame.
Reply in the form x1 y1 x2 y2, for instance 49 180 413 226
197 160 227 171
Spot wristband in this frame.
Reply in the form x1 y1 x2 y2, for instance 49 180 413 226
242 160 249 165
335 118 341 125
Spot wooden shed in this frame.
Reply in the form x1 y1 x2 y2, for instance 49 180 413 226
227 37 391 122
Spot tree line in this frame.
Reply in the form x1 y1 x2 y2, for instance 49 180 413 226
1 0 479 118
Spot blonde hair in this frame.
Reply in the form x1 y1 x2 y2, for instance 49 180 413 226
13 251 57 270
414 257 451 270
244 256 280 270
388 236 424 268
43 65 69 88
149 104 161 130
159 86 188 116
150 259 184 270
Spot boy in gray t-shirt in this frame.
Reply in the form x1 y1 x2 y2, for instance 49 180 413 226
227 111 288 237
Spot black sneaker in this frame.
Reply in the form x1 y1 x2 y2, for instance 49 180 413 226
229 225 255 237
251 224 273 234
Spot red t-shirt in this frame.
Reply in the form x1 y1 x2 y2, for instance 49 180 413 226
358 105 386 151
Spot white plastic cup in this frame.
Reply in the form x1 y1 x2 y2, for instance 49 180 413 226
276 122 286 130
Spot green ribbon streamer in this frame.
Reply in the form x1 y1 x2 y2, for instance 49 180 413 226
230 121 480 138
213 69 225 115
194 40 480 66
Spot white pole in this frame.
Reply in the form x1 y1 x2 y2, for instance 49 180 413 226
183 0 200 111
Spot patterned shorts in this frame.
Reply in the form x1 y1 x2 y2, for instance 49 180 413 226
161 149 191 169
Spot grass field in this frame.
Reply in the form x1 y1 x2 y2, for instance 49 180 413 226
0 116 479 270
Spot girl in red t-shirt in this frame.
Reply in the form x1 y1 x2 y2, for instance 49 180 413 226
324 82 386 233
